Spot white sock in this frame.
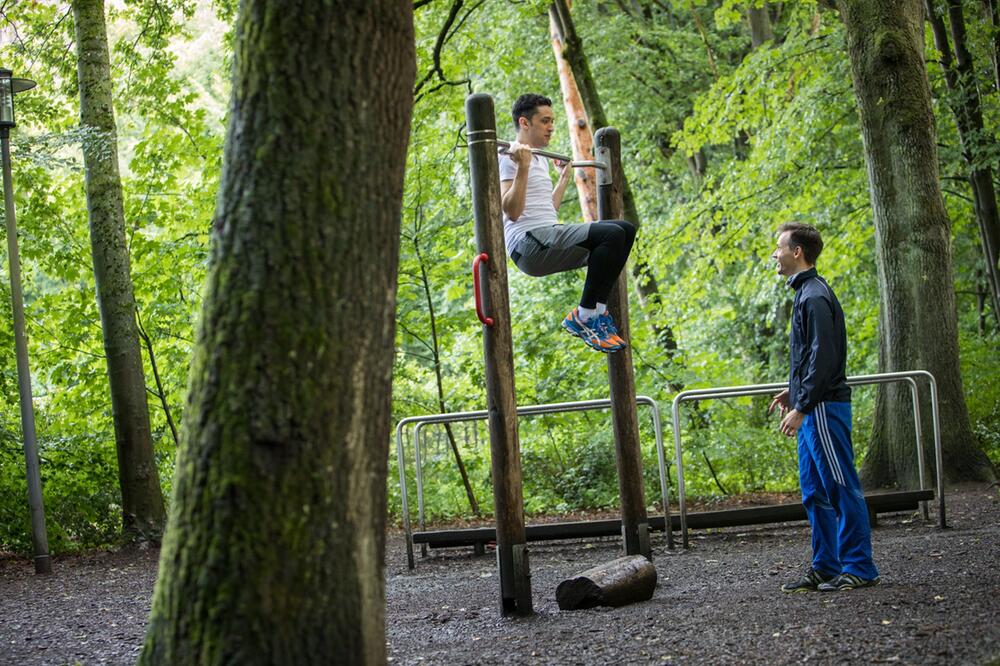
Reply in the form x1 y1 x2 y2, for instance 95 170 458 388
596 303 607 315
577 305 598 322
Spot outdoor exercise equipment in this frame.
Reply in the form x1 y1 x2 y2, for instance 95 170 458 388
463 92 650 615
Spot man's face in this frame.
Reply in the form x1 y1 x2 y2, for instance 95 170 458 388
518 105 555 147
772 231 802 277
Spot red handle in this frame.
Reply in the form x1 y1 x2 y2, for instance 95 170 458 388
472 253 494 327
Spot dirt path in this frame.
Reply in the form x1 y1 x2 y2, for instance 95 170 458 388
2 486 998 665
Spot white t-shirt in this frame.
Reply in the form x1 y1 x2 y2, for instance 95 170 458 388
498 152 558 253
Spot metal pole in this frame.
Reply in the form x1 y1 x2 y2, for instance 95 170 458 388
2 127 51 574
394 420 415 569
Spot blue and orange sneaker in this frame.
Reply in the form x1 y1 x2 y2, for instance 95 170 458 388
595 313 627 350
562 308 623 353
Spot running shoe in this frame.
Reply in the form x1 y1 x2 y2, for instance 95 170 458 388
817 573 881 591
561 308 621 353
780 567 837 593
595 313 627 349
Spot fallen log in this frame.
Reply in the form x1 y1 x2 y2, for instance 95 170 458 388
556 555 657 610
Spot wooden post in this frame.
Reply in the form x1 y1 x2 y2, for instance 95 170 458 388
465 93 533 616
595 127 651 560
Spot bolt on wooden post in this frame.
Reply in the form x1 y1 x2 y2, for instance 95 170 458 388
595 127 651 560
465 93 533 615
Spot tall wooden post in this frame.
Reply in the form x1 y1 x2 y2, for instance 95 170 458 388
595 127 651 560
465 93 532 615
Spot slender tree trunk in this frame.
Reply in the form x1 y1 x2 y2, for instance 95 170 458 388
983 0 1000 93
549 3 599 222
139 1 415 663
551 0 681 369
414 240 479 516
835 0 996 485
72 0 165 539
748 3 775 48
925 0 1000 328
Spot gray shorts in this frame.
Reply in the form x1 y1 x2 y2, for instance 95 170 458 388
509 224 590 277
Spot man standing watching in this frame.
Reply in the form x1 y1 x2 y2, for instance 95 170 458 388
499 93 636 353
768 222 880 592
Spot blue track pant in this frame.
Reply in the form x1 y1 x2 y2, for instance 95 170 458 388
798 401 878 580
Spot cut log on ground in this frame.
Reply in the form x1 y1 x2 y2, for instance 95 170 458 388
556 555 657 610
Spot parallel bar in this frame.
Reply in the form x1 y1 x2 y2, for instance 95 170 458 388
672 371 945 548
412 490 933 548
400 396 669 567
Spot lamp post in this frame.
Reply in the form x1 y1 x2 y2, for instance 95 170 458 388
1 67 51 574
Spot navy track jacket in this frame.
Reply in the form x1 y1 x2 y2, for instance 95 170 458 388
787 267 851 413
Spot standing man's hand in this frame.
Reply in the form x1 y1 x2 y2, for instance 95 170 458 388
508 141 532 169
767 389 790 417
779 409 804 437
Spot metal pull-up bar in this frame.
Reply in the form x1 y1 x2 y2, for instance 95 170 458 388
495 139 609 173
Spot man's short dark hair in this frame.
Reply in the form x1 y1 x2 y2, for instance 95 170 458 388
778 222 824 265
512 94 552 128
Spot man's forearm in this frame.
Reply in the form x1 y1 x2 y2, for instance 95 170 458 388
502 169 530 220
552 171 572 209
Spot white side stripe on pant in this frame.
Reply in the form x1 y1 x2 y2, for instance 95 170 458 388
816 403 846 486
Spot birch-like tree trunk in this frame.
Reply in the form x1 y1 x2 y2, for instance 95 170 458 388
139 1 414 663
835 0 996 485
73 0 165 538
549 2 599 222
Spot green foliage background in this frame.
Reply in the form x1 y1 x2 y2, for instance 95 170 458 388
1 0 998 552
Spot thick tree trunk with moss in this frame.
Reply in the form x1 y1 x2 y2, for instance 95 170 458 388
836 0 996 485
73 0 165 538
139 2 414 664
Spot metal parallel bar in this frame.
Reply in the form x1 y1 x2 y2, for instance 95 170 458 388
672 371 945 548
413 423 427 558
395 420 415 569
413 490 933 547
396 395 668 569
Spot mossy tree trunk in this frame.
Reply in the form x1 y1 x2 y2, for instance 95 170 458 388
73 0 165 538
139 1 414 664
835 0 996 485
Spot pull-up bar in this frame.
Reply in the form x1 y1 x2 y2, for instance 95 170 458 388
495 139 609 172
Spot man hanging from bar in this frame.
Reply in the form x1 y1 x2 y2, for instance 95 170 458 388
499 93 635 353
767 222 880 592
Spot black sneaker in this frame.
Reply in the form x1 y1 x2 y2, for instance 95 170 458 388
781 568 836 593
817 573 881 591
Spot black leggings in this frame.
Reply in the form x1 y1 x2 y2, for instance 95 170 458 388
576 220 637 309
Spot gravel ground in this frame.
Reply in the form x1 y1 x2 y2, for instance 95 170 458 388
2 485 998 665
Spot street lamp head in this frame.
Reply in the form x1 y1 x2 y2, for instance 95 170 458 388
0 68 37 129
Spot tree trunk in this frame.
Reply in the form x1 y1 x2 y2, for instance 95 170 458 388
139 1 415 663
748 3 775 48
414 240 479 516
983 0 1000 93
549 3 599 222
835 0 996 485
550 0 681 371
72 0 165 539
925 0 1000 329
